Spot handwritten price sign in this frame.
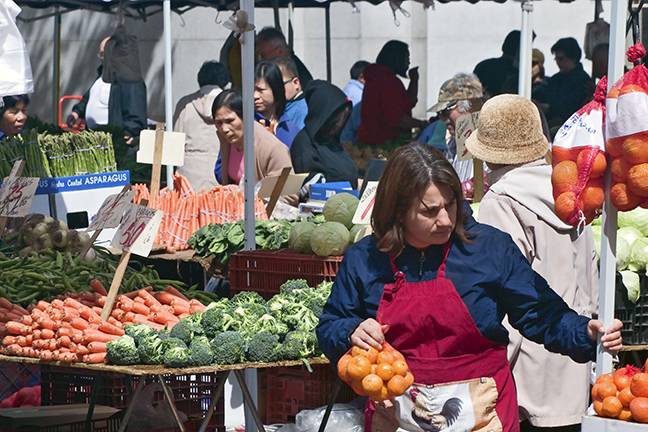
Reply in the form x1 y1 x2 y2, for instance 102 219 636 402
0 177 39 218
111 204 162 257
352 181 378 225
88 190 134 231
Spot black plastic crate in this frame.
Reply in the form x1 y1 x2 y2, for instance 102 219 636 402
615 272 648 345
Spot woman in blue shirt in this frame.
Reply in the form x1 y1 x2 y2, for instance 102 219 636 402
316 143 622 432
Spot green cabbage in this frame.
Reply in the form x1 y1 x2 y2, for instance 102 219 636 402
617 237 630 271
591 225 602 257
620 270 641 303
618 227 642 251
349 224 371 243
618 208 648 236
629 237 648 272
592 226 630 270
322 193 359 228
288 221 316 254
310 222 350 256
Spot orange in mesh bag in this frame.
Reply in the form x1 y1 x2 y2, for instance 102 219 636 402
551 77 608 226
337 342 414 401
607 43 648 211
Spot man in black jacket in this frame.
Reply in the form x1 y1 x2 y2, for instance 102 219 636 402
545 37 595 130
256 27 313 88
67 33 147 145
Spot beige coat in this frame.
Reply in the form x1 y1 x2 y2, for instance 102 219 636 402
479 160 598 427
173 85 222 191
220 122 293 185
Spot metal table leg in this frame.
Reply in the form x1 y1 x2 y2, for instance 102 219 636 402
117 379 146 432
198 372 230 432
317 379 342 432
85 374 103 432
158 375 187 432
233 370 265 432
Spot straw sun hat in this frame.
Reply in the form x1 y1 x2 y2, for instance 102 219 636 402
465 94 548 165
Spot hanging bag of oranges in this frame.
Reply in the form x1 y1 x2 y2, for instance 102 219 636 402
551 77 608 227
606 43 648 212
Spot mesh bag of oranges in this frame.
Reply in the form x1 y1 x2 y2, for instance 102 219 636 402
606 43 648 212
591 364 648 423
551 77 608 227
337 343 414 401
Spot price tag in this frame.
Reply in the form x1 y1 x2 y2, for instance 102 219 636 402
112 204 162 257
455 112 480 161
0 177 39 217
352 181 378 225
88 190 134 231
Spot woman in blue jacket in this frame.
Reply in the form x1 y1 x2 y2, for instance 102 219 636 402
316 143 622 432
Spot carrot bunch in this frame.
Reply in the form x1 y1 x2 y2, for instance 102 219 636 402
0 282 207 364
132 174 267 253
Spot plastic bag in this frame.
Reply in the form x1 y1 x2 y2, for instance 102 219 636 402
551 77 608 227
291 404 363 432
126 383 187 432
606 43 648 212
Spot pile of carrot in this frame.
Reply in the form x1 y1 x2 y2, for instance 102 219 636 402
0 281 206 364
131 174 267 252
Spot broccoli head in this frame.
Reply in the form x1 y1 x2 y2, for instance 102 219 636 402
106 335 140 365
279 279 310 294
124 324 157 343
164 346 191 368
279 330 318 360
230 291 265 308
246 332 281 363
137 335 164 364
211 331 245 365
251 313 289 337
189 336 214 366
201 300 232 338
169 316 204 344
161 337 187 354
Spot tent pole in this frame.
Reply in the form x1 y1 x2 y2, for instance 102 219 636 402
163 0 174 190
240 3 258 428
517 0 532 98
325 4 332 82
52 6 61 124
273 0 280 29
596 0 626 378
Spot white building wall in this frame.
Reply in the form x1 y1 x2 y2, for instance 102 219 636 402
17 1 609 124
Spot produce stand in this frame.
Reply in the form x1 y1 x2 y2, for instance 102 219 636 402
0 354 330 432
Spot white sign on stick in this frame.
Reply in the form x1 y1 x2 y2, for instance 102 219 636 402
111 204 163 257
352 181 378 225
0 177 39 217
137 130 186 166
87 190 134 231
455 112 479 161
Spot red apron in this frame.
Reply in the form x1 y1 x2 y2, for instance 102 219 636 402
366 242 519 432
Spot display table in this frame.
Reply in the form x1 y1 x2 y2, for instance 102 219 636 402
0 355 329 432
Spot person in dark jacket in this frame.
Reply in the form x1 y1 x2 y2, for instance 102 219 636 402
316 143 622 431
67 33 147 145
256 27 313 88
545 37 595 130
473 30 527 98
290 80 358 190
